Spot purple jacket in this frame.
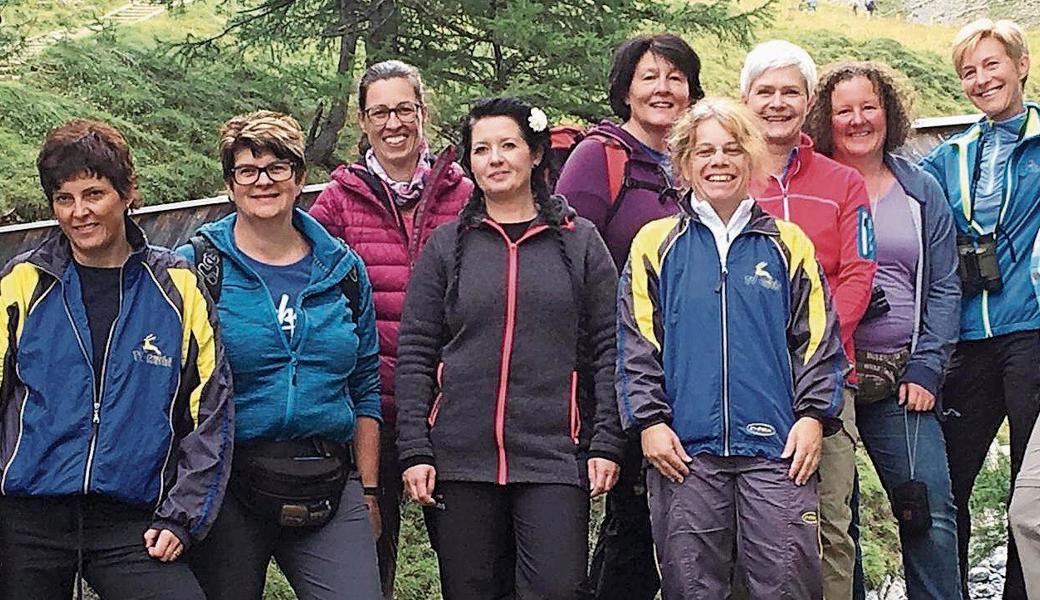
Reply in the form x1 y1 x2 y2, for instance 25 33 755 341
555 121 679 269
310 147 472 424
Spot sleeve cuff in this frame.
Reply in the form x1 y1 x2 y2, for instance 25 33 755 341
635 415 670 434
796 409 842 437
901 362 941 398
399 455 435 471
588 449 623 464
150 520 192 551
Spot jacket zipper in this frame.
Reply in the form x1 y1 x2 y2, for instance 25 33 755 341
718 265 731 456
82 264 125 493
568 371 580 444
427 362 445 427
485 220 550 485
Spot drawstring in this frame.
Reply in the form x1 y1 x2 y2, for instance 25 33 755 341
75 497 84 600
903 408 922 480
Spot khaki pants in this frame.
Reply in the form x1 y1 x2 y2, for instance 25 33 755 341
819 390 857 600
1010 416 1040 600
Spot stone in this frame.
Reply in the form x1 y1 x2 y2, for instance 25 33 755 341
970 566 993 583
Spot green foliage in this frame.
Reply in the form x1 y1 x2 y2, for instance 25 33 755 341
0 33 322 221
968 447 1011 566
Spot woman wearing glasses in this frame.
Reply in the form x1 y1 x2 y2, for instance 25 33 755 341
309 59 472 599
178 111 383 599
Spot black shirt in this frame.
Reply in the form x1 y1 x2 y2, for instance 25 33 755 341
75 262 121 390
499 218 536 243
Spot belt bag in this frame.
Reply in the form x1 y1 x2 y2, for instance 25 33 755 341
855 347 911 405
232 440 352 528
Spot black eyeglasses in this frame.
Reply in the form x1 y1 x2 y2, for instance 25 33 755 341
231 161 296 186
362 101 422 126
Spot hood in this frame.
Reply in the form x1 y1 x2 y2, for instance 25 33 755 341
197 207 355 288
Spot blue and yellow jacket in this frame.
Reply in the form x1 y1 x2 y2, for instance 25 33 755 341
177 208 381 443
616 201 847 459
0 219 233 547
921 102 1040 340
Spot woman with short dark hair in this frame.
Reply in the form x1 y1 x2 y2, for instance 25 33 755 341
180 111 382 599
806 60 961 599
0 119 232 599
554 32 703 599
396 96 624 600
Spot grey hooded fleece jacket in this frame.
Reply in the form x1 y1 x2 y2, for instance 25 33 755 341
395 207 626 488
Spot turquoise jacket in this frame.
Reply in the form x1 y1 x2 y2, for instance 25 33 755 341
921 102 1040 340
178 208 381 442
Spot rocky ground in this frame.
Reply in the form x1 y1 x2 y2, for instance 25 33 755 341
900 0 1040 27
865 545 1009 600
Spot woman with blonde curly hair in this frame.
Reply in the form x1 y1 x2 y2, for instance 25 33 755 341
178 111 382 599
806 61 961 599
618 97 847 599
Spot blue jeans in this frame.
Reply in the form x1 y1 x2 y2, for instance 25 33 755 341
857 397 961 599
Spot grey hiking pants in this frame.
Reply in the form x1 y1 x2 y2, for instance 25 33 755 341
646 454 822 600
1010 415 1040 599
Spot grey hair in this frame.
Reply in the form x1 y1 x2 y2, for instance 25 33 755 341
357 60 426 111
739 40 819 98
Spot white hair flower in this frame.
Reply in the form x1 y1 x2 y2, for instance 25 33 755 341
528 107 548 132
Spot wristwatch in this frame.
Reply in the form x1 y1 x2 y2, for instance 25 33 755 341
363 485 382 498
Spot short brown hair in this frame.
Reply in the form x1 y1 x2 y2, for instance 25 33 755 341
669 97 767 186
806 60 914 158
952 19 1030 84
37 119 140 207
217 111 306 185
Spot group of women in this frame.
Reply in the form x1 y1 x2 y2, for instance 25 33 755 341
0 20 995 600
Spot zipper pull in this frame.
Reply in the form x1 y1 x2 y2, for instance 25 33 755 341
715 268 728 293
92 402 100 424
290 358 298 386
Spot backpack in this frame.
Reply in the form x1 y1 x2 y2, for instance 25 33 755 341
188 234 362 324
547 126 669 227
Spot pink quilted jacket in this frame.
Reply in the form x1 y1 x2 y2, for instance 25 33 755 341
310 146 472 424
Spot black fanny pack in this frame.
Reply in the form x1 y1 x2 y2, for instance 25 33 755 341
231 439 352 528
855 347 911 405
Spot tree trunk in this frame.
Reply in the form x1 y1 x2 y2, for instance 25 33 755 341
365 0 398 64
305 0 360 170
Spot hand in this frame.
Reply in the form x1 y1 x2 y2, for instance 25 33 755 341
362 494 382 539
782 417 823 486
143 528 184 562
640 423 692 483
402 464 437 506
899 383 935 412
587 458 620 497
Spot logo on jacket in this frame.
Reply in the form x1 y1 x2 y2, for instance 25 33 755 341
744 262 781 291
133 334 173 368
746 422 777 437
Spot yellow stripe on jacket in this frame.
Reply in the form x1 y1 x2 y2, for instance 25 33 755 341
775 220 828 364
627 217 682 353
169 268 217 428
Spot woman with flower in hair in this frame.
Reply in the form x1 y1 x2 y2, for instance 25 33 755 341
178 111 382 599
395 96 625 600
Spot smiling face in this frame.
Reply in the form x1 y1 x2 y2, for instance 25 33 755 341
51 174 132 267
625 51 692 134
958 36 1030 121
830 75 888 163
468 115 541 202
359 77 425 174
685 118 751 208
744 65 815 148
228 148 304 222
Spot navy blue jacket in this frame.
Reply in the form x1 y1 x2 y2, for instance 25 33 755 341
0 219 233 547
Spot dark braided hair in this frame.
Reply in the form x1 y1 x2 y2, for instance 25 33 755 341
448 97 579 312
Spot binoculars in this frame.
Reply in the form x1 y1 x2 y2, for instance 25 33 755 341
956 233 1003 297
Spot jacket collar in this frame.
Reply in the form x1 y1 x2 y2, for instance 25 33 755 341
951 101 1040 149
28 214 148 277
884 152 932 204
681 191 777 236
198 207 353 285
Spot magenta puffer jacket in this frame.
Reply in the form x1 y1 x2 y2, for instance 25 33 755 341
310 146 472 424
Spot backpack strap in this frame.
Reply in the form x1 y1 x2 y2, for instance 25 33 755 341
190 234 223 303
339 264 362 325
603 141 629 204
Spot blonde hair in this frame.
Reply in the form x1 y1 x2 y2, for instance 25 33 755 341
669 97 767 186
218 111 307 183
952 19 1030 83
